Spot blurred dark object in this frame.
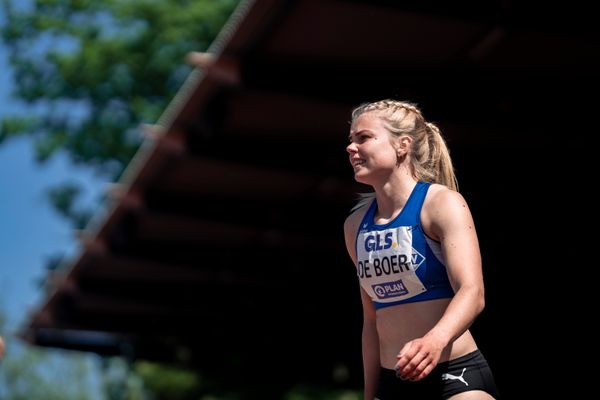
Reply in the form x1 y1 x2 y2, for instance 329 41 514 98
20 0 597 397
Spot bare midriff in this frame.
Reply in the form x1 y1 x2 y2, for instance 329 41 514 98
376 297 478 369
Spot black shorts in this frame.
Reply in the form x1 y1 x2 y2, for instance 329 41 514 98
375 349 500 399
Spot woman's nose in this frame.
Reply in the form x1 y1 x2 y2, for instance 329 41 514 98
346 142 357 154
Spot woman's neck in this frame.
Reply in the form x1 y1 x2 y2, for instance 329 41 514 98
373 173 417 221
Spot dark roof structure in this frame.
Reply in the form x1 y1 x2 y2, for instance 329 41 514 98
21 0 597 395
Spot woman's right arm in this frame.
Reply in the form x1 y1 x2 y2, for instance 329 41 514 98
360 287 380 399
344 211 380 399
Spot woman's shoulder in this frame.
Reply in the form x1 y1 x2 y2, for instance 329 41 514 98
425 183 466 209
422 184 473 238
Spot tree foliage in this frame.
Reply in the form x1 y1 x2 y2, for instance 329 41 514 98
1 0 238 171
0 0 239 225
0 312 100 400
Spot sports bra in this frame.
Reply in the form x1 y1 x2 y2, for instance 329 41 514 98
355 182 454 310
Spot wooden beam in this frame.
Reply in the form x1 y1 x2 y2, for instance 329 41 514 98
77 254 274 287
153 156 351 200
135 212 329 249
45 291 277 333
104 183 145 210
185 52 240 86
221 90 350 139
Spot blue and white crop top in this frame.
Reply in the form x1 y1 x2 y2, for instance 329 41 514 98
355 182 454 310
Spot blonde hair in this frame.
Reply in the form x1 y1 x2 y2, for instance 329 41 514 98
350 99 458 210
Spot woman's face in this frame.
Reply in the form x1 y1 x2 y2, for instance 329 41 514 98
347 111 398 185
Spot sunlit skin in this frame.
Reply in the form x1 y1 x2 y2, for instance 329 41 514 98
344 111 493 399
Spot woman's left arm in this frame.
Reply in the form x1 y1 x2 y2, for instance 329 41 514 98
395 187 485 381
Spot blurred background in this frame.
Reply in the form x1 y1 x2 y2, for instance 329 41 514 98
0 0 596 399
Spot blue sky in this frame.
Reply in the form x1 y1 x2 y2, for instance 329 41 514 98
0 8 108 330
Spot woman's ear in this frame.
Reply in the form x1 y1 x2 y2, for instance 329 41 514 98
394 135 412 166
396 135 412 157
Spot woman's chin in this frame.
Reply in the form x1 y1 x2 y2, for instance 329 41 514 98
353 172 372 185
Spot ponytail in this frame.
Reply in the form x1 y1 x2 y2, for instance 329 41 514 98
424 122 458 191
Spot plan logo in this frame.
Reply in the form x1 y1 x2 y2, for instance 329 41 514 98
372 280 408 299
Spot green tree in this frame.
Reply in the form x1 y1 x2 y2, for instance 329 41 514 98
0 0 240 228
0 311 102 400
0 2 241 397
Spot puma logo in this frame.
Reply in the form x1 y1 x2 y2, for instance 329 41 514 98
441 367 469 386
